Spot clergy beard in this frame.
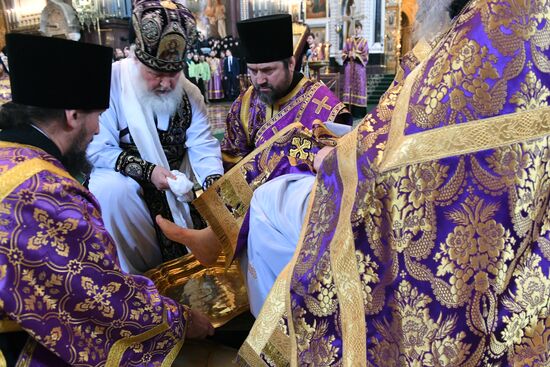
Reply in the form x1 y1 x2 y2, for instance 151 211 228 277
131 61 184 116
254 69 292 105
64 125 93 177
413 0 454 42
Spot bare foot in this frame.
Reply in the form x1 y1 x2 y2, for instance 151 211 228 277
155 215 222 266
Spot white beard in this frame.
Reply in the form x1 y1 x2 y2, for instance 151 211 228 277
130 60 184 116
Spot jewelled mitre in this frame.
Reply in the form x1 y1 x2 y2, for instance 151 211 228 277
132 0 195 72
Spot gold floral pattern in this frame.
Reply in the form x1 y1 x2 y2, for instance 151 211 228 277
400 162 449 209
371 281 471 367
21 269 63 312
493 252 550 363
293 304 340 366
302 181 336 259
435 194 515 302
304 252 337 317
511 70 550 110
413 27 503 129
27 208 79 257
75 276 121 318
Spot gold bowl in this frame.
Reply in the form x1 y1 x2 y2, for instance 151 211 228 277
145 254 249 328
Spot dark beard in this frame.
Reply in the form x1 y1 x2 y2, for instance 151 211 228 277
63 129 92 179
255 69 292 105
257 88 277 105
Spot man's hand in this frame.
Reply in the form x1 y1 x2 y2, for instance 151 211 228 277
151 166 176 190
186 308 215 339
314 146 335 172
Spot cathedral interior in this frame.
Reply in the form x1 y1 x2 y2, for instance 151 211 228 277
0 0 419 125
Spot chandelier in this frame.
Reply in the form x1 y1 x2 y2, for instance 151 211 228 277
72 0 131 30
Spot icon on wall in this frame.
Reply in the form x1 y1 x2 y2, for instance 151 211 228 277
305 0 327 19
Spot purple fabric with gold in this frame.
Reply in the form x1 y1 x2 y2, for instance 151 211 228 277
0 143 188 366
342 36 368 107
207 58 224 100
238 0 550 365
221 75 349 171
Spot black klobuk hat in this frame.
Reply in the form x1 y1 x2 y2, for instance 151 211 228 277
237 14 293 64
6 33 112 110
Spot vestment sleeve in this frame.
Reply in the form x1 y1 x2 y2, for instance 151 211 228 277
221 92 252 171
183 79 224 188
0 170 189 365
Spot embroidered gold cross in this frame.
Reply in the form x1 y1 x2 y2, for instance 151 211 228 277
289 137 312 160
312 96 331 114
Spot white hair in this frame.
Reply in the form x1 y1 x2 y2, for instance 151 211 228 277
129 58 184 117
413 0 453 42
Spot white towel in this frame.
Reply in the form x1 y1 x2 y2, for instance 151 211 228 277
167 170 194 202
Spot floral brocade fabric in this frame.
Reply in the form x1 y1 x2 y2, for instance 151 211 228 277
287 1 550 366
0 144 187 366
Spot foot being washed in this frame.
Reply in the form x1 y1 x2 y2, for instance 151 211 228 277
156 215 222 266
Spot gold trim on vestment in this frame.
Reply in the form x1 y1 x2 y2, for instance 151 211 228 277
276 77 310 106
380 107 550 172
0 319 22 333
221 152 244 164
376 39 550 173
236 265 291 366
15 338 36 367
237 341 269 367
0 145 76 203
378 59 425 172
105 309 176 367
194 122 304 267
330 128 367 366
254 83 322 146
240 87 254 145
161 339 185 367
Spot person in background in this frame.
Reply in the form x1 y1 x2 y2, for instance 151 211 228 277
197 53 211 103
207 49 224 101
223 49 240 100
342 20 369 117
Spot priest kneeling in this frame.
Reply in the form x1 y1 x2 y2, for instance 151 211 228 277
0 34 214 366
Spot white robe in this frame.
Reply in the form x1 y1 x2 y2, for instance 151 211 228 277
242 173 315 317
242 122 351 317
87 60 223 274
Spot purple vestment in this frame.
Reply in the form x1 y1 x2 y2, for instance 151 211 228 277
207 58 224 100
238 0 550 365
342 36 369 107
196 75 350 265
0 143 189 366
221 74 349 171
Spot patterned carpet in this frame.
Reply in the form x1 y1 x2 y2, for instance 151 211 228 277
206 101 231 141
